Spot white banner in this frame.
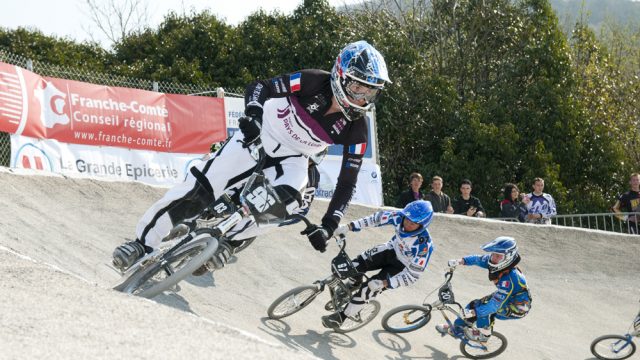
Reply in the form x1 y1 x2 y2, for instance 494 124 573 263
10 134 204 186
316 158 383 207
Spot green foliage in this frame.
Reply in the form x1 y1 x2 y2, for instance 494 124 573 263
1 0 638 216
0 27 107 70
110 10 234 86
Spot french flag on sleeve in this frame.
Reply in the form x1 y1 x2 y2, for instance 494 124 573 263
290 73 301 92
348 143 367 155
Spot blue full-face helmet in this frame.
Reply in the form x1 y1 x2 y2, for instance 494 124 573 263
396 200 434 238
482 236 519 272
331 40 391 121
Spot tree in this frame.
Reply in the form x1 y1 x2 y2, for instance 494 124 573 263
110 10 234 87
0 27 107 71
83 0 152 46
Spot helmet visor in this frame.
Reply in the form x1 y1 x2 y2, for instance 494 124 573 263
345 77 382 104
490 253 506 265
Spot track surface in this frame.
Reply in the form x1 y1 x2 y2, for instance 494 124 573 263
1 168 638 359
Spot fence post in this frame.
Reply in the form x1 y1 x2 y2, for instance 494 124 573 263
26 59 33 71
152 81 159 92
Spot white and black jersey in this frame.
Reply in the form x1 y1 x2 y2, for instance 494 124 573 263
134 70 368 248
245 69 368 230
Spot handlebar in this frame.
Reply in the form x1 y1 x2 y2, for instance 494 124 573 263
444 267 456 282
247 141 266 168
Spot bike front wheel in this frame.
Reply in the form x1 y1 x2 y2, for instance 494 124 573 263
113 229 218 299
460 330 508 359
590 335 636 360
267 285 322 320
381 304 432 333
336 300 381 334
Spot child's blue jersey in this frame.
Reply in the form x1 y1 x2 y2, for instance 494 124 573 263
462 254 531 319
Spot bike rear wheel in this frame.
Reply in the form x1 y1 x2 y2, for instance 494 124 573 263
590 335 636 360
267 285 321 320
336 300 381 333
381 304 432 333
113 229 218 299
459 330 508 359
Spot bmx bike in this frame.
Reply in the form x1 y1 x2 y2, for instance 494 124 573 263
267 220 380 333
112 143 294 299
381 267 508 359
590 322 639 359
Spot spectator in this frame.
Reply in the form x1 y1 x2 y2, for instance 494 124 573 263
397 172 425 208
612 173 640 234
452 179 486 218
499 183 526 222
522 177 556 224
425 176 454 214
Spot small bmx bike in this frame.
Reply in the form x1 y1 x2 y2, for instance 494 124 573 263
381 267 508 359
267 219 380 333
590 318 639 359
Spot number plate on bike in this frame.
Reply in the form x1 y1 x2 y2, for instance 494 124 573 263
331 251 358 279
439 285 455 304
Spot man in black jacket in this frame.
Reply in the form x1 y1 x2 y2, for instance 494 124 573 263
452 179 485 218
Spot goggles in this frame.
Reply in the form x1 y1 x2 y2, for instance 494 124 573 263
344 78 382 104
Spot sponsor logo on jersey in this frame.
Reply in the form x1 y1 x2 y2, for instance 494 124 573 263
290 73 301 92
345 160 360 169
272 79 282 93
332 118 347 134
348 143 367 155
279 78 287 92
306 103 320 113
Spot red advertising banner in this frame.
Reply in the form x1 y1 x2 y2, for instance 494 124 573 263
0 62 226 153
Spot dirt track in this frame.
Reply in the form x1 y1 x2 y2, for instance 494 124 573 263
1 167 638 359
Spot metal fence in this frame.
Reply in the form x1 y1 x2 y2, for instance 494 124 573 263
0 47 243 167
495 212 640 235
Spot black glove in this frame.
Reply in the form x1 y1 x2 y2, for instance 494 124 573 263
238 116 262 147
301 224 332 253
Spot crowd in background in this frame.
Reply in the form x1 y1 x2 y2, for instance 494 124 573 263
397 173 556 224
395 172 639 232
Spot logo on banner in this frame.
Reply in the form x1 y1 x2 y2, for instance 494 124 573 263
34 80 69 128
14 143 53 171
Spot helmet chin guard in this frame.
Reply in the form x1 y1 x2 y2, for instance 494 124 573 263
482 236 519 273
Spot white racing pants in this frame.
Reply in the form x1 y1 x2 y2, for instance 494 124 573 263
135 131 309 249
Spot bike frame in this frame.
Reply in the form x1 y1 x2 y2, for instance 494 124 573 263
120 142 278 277
610 329 639 354
290 218 371 316
423 268 495 351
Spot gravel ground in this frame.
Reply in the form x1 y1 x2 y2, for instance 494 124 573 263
1 167 638 359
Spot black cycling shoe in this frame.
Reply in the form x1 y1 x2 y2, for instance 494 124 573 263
112 240 146 271
321 311 345 330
